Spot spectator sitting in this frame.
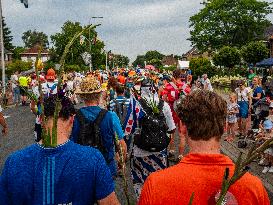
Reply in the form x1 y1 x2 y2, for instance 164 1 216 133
0 96 120 205
138 90 270 205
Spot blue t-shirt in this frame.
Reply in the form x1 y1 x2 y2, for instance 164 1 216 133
252 86 263 104
0 140 114 205
70 106 124 176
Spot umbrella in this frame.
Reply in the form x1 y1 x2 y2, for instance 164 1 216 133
256 58 273 67
145 65 156 70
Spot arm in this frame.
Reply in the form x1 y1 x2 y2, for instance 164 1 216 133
0 111 7 135
98 192 120 205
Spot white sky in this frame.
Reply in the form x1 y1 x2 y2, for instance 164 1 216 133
3 0 273 61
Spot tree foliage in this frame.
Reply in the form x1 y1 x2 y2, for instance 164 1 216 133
12 46 25 60
22 30 49 48
132 55 145 67
6 60 32 75
189 57 215 78
132 50 165 68
51 21 105 70
213 46 241 68
110 54 129 68
241 41 269 65
3 17 14 50
189 0 272 52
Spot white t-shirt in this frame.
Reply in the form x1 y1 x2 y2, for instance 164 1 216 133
10 74 18 89
42 82 58 96
204 78 213 91
235 87 251 102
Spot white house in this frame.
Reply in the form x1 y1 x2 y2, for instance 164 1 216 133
20 44 50 66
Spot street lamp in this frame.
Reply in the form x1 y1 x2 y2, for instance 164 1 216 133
88 17 103 71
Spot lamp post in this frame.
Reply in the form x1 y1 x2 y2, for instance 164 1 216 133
89 17 103 71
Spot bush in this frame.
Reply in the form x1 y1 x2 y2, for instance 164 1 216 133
6 60 33 76
190 57 215 78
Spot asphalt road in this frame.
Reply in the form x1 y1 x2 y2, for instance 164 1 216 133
0 105 272 204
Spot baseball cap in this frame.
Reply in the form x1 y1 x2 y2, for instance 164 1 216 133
263 120 273 130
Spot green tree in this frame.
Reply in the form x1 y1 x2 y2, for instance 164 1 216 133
148 58 162 68
145 50 164 62
22 30 49 48
51 21 105 70
189 0 272 52
132 55 145 67
190 57 215 78
12 46 25 60
3 17 14 50
6 60 32 75
113 54 130 68
213 46 241 76
241 41 269 65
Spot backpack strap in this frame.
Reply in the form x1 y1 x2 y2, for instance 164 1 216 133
94 109 108 126
158 100 164 112
76 109 87 125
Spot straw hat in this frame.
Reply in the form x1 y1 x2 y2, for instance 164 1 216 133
75 76 102 94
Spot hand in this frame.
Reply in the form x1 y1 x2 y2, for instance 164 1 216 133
2 127 8 136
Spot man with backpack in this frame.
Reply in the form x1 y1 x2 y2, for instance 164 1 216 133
71 76 127 178
124 78 176 199
108 84 130 130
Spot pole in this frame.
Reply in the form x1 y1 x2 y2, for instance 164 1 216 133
106 50 108 71
89 28 92 72
0 0 5 95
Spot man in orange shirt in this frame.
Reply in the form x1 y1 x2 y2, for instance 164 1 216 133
138 90 270 205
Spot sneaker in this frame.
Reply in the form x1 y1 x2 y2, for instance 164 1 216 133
262 166 270 174
268 166 273 173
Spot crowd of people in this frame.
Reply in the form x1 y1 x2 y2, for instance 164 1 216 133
0 66 272 204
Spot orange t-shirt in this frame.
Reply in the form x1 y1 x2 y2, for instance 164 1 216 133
138 154 269 205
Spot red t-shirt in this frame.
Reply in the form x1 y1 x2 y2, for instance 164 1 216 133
138 154 269 205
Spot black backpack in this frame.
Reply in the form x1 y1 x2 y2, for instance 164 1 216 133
134 99 170 152
76 109 111 162
113 99 128 129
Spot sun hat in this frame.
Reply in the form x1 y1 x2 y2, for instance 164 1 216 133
75 76 102 94
46 68 56 80
263 120 273 130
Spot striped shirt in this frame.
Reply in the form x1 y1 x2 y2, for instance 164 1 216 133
109 96 130 112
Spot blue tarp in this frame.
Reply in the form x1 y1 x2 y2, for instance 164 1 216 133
256 58 273 67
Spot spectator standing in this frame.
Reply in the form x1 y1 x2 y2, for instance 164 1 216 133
235 80 252 137
18 74 29 106
10 71 20 106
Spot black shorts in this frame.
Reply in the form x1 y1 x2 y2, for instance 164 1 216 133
19 86 28 96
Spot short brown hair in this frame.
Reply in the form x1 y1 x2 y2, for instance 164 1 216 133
79 92 101 103
177 90 227 141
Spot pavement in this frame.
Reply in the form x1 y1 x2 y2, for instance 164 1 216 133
0 104 272 204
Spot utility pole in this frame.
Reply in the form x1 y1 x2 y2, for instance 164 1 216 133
105 50 108 71
0 0 5 95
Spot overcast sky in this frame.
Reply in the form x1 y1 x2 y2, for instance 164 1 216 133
3 0 273 62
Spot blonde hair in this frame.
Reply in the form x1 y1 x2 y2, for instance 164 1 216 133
229 93 237 100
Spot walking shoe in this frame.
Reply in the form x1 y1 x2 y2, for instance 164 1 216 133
268 166 273 173
262 166 270 174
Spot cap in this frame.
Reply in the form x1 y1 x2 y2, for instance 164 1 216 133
263 120 273 130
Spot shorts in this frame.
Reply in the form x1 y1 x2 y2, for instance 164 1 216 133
19 86 28 97
238 101 249 119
